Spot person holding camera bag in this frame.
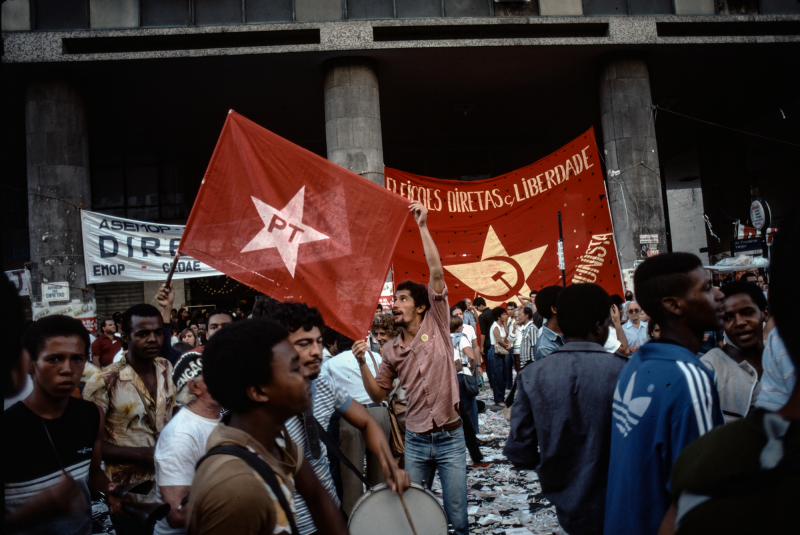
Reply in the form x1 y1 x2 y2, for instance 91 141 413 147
450 316 491 470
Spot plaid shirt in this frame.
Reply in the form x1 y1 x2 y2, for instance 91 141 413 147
519 321 538 369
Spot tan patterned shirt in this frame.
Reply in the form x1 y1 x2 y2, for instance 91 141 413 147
83 356 176 501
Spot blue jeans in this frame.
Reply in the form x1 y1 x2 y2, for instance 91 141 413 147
505 353 514 385
457 374 479 433
490 348 507 403
405 426 468 535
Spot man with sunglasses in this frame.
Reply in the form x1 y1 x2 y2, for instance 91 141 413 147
622 302 649 353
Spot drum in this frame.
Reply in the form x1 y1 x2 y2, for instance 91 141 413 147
348 482 448 535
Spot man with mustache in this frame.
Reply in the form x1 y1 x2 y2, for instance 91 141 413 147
358 200 469 535
84 303 177 533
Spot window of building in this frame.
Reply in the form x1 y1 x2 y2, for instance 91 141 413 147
141 0 192 27
34 0 88 30
761 0 800 14
91 151 201 223
347 0 395 19
246 0 294 22
396 0 443 18
444 0 490 17
196 0 244 25
295 0 344 20
540 0 583 16
582 0 629 15
630 0 673 14
674 0 715 15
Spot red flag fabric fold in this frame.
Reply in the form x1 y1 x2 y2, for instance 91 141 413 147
181 111 410 341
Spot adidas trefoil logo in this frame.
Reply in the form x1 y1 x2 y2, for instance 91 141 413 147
613 372 652 437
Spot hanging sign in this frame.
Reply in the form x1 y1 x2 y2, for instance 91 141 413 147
749 199 770 232
81 210 223 284
386 127 623 306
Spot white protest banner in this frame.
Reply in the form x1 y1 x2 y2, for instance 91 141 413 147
81 210 223 284
32 298 98 334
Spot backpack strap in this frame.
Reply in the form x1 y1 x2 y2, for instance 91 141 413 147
196 444 301 535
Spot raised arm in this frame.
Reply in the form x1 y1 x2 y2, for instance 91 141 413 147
611 304 630 356
352 340 389 404
409 200 444 294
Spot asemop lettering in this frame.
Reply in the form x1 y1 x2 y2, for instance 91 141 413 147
81 210 223 283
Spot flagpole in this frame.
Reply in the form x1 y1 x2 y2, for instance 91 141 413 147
165 252 180 290
558 212 566 287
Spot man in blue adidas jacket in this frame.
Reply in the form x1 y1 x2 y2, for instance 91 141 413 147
605 253 726 535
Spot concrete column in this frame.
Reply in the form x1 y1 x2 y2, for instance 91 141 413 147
324 57 385 186
599 57 667 270
26 80 94 306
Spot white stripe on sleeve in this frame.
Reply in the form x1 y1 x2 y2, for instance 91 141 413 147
676 361 706 436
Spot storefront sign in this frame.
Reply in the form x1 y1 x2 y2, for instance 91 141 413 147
386 127 623 306
732 238 764 255
81 210 223 284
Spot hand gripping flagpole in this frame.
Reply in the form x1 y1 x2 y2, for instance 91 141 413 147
558 212 566 287
165 252 180 290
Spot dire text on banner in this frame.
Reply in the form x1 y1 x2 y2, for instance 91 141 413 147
81 210 223 284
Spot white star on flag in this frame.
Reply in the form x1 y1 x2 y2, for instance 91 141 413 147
241 186 329 277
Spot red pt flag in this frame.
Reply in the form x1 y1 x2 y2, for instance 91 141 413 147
181 111 410 341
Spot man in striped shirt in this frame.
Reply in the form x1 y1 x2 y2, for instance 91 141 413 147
604 253 726 535
252 301 409 535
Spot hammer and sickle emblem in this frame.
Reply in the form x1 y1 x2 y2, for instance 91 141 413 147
479 256 526 300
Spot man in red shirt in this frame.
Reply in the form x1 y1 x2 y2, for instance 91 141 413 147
91 319 121 368
356 200 468 535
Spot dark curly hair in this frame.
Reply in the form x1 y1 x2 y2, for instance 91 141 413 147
252 300 325 334
556 283 611 338
203 318 289 413
491 306 507 321
371 313 397 338
121 303 162 335
23 315 90 361
535 286 563 320
720 281 768 312
396 280 430 317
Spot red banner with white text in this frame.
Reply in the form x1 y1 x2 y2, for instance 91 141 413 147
387 127 623 307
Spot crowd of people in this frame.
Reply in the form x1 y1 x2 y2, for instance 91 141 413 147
4 202 797 535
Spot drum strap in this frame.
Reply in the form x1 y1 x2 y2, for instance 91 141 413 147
312 415 373 490
196 445 301 535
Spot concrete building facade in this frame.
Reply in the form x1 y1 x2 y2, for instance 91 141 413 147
3 0 798 315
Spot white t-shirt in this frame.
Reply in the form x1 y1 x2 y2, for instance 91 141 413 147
604 327 622 354
154 407 221 535
320 349 382 405
452 332 473 376
461 324 477 344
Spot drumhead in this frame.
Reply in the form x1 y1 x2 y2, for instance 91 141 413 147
348 482 448 535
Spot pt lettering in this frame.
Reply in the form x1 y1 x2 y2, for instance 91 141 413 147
268 215 305 242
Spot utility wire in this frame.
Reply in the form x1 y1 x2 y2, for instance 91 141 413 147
652 105 800 148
